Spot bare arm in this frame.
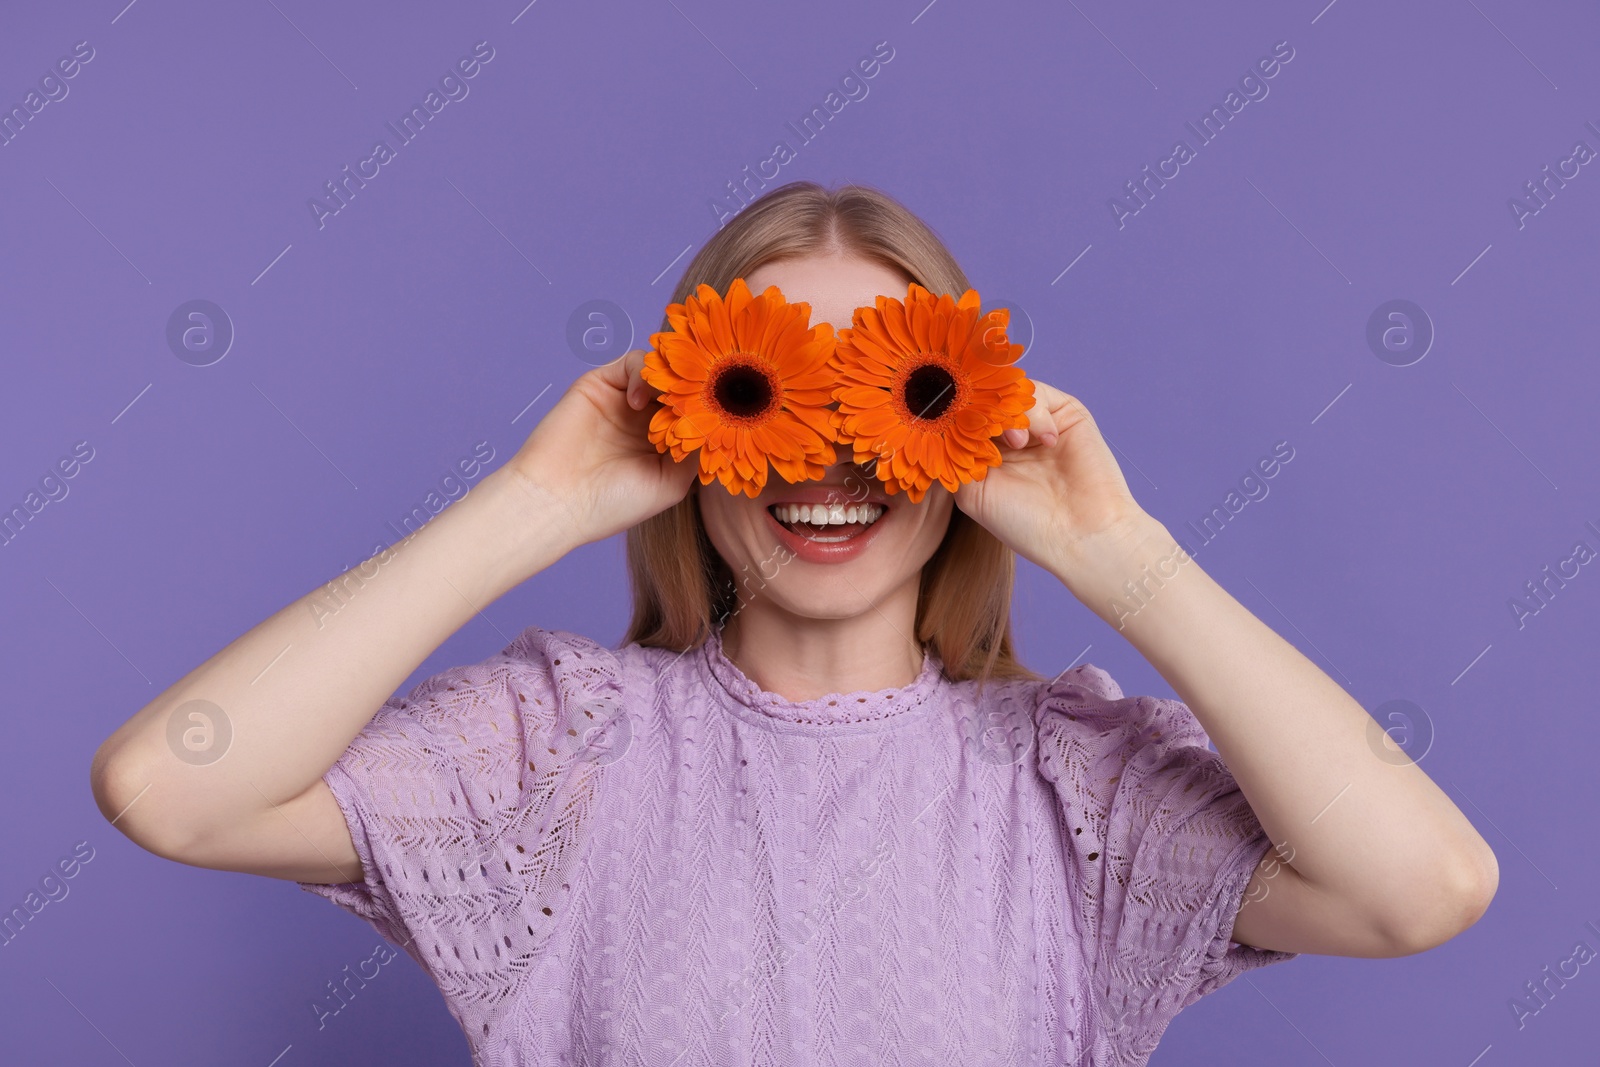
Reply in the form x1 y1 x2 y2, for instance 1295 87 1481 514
1057 516 1497 957
90 352 691 883
958 382 1498 959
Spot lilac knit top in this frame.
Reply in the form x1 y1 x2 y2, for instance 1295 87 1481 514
299 625 1297 1065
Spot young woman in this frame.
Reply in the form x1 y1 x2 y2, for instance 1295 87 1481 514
91 182 1497 1065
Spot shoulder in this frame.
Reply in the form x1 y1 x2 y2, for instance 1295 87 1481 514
501 624 621 674
500 627 706 722
501 625 627 697
1015 664 1219 808
375 626 627 750
393 625 617 691
1028 663 1210 750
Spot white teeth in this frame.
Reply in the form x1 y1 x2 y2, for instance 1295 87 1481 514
771 502 885 527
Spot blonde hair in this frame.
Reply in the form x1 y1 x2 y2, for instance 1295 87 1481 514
622 181 1039 685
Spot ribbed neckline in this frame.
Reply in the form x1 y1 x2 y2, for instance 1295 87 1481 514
699 624 945 727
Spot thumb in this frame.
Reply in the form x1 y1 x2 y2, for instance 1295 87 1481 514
595 349 658 411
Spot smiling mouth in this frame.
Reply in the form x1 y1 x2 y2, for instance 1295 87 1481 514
767 502 886 543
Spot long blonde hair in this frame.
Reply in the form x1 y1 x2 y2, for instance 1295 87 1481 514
623 181 1038 684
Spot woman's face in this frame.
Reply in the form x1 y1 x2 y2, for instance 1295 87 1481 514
694 252 956 622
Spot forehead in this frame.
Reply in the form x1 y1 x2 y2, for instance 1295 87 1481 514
743 253 913 331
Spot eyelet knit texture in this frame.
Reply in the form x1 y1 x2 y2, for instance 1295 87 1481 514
300 626 1297 1065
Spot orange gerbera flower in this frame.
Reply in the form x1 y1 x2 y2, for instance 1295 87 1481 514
641 278 838 497
830 283 1035 503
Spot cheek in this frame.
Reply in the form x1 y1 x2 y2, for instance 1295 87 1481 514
886 493 955 560
696 489 770 571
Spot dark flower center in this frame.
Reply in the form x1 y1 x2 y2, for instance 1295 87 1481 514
904 363 957 421
712 361 776 419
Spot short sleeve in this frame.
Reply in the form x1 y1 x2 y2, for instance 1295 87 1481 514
297 625 625 1011
1031 664 1299 1063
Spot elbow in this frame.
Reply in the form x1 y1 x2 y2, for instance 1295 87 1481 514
1456 841 1501 932
1383 843 1500 956
89 737 138 828
90 740 196 861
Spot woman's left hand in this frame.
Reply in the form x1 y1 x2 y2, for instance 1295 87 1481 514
953 378 1156 575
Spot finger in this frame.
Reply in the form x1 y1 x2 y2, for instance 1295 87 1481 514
592 348 636 393
621 349 651 410
1001 392 1059 450
1028 380 1079 445
1030 396 1059 447
1031 378 1072 419
1047 389 1101 436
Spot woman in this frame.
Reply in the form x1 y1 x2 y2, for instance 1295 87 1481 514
91 182 1497 1065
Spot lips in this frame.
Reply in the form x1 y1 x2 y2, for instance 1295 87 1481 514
761 488 893 562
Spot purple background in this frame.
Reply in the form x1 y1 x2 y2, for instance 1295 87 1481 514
2 0 1596 1063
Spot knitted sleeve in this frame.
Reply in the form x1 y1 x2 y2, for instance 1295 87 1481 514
1031 664 1299 1063
296 626 625 1016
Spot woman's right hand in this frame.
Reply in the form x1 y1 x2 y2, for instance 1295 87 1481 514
91 348 695 886
498 349 699 549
